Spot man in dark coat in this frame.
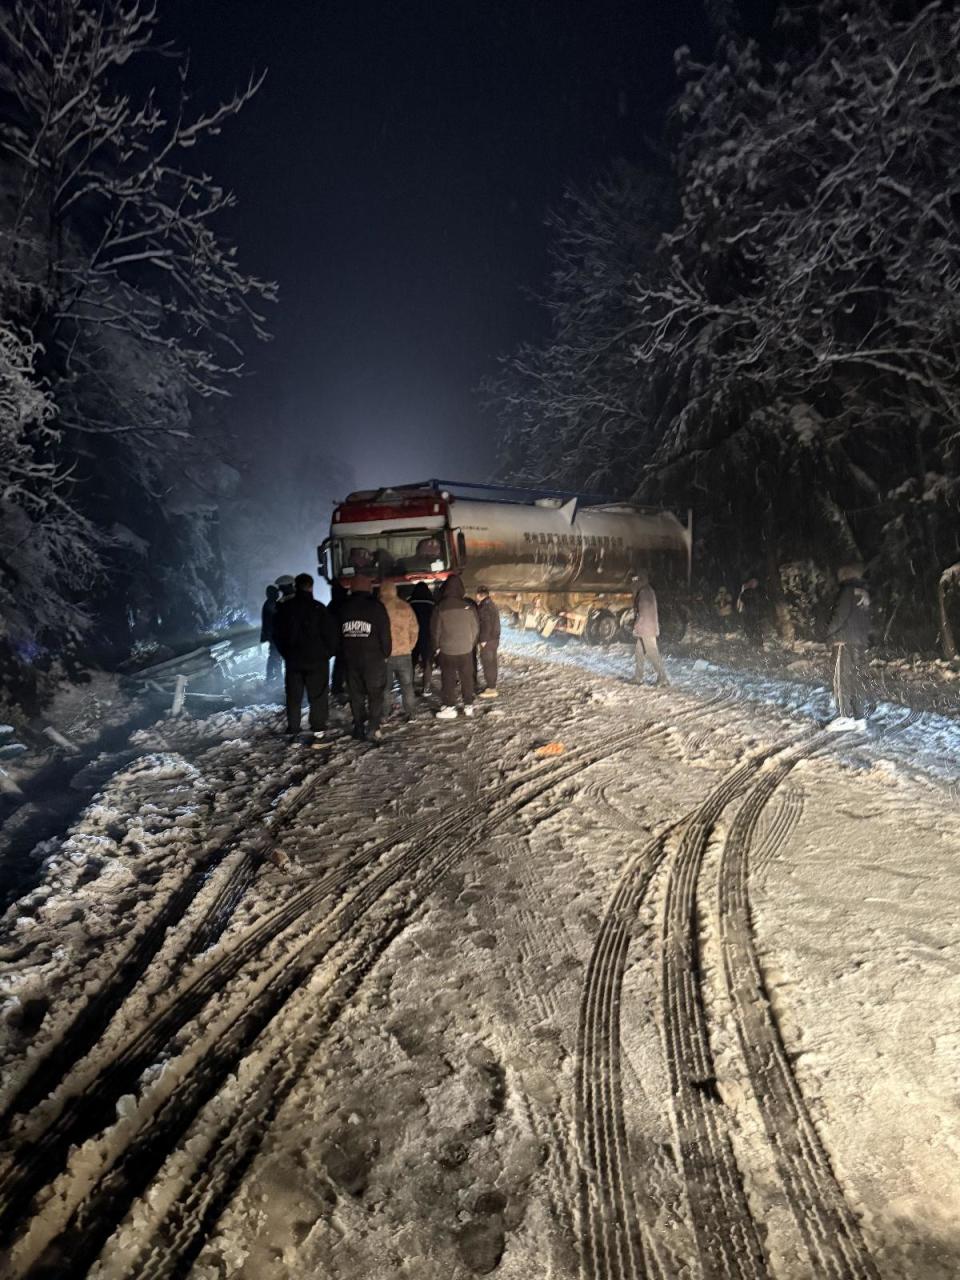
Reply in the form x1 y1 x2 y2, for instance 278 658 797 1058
826 564 872 723
338 575 392 740
260 583 282 683
431 575 480 719
409 582 436 695
476 586 501 698
328 580 349 702
272 573 338 735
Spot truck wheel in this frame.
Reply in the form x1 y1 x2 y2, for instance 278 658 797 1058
586 608 618 646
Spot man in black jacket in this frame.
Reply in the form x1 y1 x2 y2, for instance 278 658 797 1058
338 575 392 740
476 586 501 698
409 582 435 695
260 583 281 684
272 573 338 735
826 564 872 724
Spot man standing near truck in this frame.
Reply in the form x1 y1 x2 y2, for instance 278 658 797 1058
272 573 338 736
632 572 670 687
431 575 480 719
338 575 392 741
476 586 501 698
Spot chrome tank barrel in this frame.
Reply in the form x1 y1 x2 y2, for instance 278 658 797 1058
451 499 690 594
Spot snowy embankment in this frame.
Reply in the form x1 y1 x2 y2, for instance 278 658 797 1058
0 646 957 1279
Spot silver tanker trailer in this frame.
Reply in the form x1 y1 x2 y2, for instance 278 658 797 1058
322 480 692 643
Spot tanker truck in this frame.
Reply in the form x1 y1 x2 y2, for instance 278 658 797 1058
320 480 692 643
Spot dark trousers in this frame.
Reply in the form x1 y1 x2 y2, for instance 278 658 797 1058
440 652 475 706
331 654 345 698
266 642 282 683
386 654 416 715
347 660 387 733
832 643 867 718
285 664 329 732
479 643 498 689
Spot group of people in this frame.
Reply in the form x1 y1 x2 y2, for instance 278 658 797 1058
260 573 501 742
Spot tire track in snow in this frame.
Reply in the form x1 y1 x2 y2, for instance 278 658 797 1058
0 749 333 1137
87 722 673 1280
575 827 673 1280
3 718 665 1275
657 744 799 1280
717 734 879 1279
575 741 798 1280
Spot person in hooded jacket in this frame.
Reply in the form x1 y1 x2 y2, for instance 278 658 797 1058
272 573 338 735
476 586 501 697
826 564 872 723
338 575 392 739
261 583 282 683
409 582 436 695
430 575 480 719
379 582 418 718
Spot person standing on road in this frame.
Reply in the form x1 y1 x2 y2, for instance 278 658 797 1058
260 583 282 683
328 580 348 703
737 576 765 648
272 573 338 736
826 564 872 725
431 575 480 719
476 586 501 698
410 582 436 695
379 582 419 720
632 572 669 687
338 575 392 740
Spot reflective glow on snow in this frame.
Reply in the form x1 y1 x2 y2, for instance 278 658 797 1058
502 628 960 784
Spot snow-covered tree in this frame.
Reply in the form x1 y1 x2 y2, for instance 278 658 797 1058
0 325 99 645
0 0 275 658
494 0 960 646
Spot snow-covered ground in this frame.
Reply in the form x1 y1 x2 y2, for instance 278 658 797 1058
0 639 958 1279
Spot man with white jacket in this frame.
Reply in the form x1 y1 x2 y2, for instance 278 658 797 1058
632 572 669 687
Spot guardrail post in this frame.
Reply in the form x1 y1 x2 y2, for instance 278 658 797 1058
170 674 188 716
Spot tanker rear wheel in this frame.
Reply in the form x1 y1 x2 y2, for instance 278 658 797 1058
586 608 618 646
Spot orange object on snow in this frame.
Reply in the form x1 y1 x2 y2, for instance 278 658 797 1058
534 742 566 757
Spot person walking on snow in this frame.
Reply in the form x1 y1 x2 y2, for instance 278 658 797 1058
431 575 480 719
632 572 669 686
260 583 282 683
379 582 419 719
476 586 501 698
826 564 872 727
338 575 392 740
409 582 436 695
272 573 338 736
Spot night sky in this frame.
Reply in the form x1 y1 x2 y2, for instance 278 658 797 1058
165 0 722 497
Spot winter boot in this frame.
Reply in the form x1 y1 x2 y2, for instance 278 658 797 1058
436 705 458 720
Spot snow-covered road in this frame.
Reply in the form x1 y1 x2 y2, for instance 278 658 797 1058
0 643 958 1279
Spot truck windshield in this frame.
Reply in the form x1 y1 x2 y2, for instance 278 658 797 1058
334 530 448 577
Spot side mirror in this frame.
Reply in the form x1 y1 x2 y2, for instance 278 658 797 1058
457 530 467 563
317 540 332 582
